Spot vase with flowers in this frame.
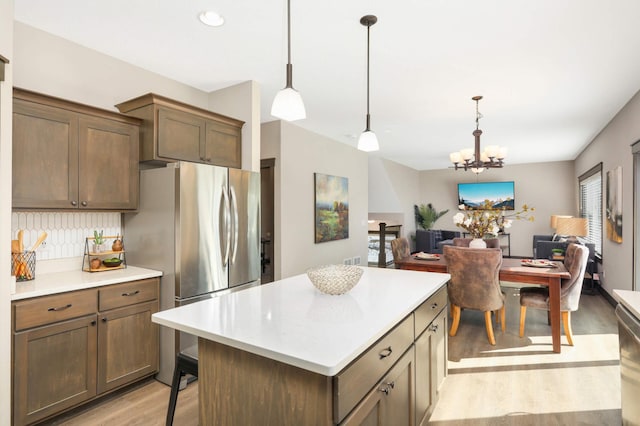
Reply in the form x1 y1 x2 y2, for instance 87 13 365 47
453 200 534 248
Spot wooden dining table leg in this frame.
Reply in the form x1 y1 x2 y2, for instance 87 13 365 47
548 276 561 353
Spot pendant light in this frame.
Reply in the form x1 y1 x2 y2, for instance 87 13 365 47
271 0 306 121
358 15 379 152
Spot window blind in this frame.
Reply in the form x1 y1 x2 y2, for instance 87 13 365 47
579 164 602 256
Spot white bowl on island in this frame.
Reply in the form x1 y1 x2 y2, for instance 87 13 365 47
306 265 364 295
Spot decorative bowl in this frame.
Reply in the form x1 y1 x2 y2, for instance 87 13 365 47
306 265 364 295
103 258 123 268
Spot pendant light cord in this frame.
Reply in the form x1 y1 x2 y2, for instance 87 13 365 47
287 0 291 65
366 22 371 129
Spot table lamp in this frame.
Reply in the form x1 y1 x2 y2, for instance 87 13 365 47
550 214 572 241
555 217 589 243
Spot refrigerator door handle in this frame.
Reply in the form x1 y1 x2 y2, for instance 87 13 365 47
222 184 231 267
230 185 239 265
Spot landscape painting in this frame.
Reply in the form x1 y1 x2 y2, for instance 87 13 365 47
314 173 349 243
606 166 622 243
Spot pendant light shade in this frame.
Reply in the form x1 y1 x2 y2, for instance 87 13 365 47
358 15 379 152
271 0 306 121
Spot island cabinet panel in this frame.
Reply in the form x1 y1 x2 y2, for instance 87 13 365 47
198 338 334 426
12 277 159 425
116 93 243 168
12 88 141 210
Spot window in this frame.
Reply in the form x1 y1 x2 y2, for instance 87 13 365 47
579 163 602 256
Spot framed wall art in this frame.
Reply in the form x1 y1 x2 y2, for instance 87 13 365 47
314 173 349 243
606 166 622 243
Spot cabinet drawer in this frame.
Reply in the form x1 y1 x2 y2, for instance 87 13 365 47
414 286 448 337
14 289 98 331
333 314 414 423
99 278 159 311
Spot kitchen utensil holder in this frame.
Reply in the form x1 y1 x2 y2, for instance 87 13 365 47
11 251 36 281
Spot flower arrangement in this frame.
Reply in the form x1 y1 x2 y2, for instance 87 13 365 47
453 200 534 239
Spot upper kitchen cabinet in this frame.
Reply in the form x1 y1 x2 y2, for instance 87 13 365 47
12 89 141 210
116 93 243 168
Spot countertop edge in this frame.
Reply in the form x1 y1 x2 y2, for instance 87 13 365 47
11 266 163 301
152 270 449 376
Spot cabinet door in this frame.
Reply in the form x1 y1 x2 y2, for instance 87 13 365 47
341 347 415 426
13 315 97 426
12 99 79 209
78 115 139 209
204 120 241 168
97 300 158 393
157 108 204 162
415 308 447 426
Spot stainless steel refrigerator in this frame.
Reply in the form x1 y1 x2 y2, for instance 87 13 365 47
124 162 260 384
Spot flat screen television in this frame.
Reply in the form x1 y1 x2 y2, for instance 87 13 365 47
458 181 515 210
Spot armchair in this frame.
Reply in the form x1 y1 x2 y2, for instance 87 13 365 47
415 229 461 254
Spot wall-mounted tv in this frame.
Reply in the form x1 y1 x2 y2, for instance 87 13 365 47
458 181 515 210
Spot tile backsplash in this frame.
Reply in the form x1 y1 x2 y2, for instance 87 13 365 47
11 212 122 260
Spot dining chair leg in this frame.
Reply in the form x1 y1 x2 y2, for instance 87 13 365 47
562 311 574 346
500 305 506 332
519 306 527 337
450 304 461 336
484 311 496 345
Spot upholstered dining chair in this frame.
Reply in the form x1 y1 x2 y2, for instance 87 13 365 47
452 237 500 248
519 243 589 346
391 237 410 267
443 245 505 345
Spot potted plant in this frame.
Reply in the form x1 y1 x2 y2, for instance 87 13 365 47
93 230 106 253
414 203 449 230
551 248 565 260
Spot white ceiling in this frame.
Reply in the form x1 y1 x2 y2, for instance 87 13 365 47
13 0 640 171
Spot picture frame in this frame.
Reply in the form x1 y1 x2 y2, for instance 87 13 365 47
606 166 622 243
314 173 349 243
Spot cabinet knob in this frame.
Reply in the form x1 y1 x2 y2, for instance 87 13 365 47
81 201 88 207
379 386 390 395
431 303 438 310
70 201 78 206
102 317 108 322
379 346 393 359
91 320 97 326
430 323 439 333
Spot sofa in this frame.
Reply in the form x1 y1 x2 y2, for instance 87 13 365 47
416 229 461 254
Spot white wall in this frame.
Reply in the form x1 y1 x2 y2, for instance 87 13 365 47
368 157 420 242
0 1 12 423
261 120 369 279
417 161 576 257
575 89 640 293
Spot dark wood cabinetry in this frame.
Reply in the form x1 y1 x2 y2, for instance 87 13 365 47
116 93 243 168
12 278 159 425
12 89 141 210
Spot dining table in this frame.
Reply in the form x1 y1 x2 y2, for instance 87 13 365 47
394 255 571 353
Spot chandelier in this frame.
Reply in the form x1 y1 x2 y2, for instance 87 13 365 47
449 96 507 174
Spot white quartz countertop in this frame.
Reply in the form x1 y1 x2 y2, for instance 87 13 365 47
613 289 640 319
152 267 449 376
12 266 163 301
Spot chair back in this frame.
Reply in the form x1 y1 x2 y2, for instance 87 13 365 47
443 246 504 312
561 243 590 311
391 237 410 263
453 237 500 248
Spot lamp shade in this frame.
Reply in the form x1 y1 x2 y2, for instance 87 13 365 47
271 87 306 121
550 214 572 230
555 217 589 237
358 130 379 152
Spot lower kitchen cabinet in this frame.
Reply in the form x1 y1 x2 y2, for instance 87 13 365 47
415 308 447 425
13 315 98 426
341 346 415 426
12 278 159 425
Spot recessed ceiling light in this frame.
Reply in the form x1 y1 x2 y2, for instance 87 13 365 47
199 11 225 27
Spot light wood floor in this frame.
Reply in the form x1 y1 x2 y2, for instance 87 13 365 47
43 285 621 426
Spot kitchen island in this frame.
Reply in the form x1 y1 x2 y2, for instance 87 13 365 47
153 267 450 425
